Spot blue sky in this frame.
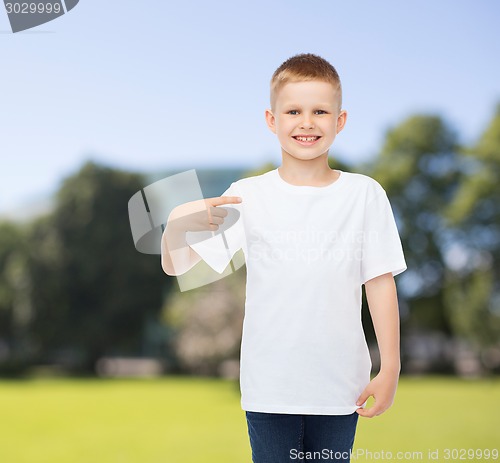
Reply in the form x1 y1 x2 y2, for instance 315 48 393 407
1 0 499 215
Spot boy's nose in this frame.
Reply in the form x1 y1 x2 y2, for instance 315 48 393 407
300 118 314 128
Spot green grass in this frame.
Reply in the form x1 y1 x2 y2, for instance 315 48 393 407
0 375 498 462
354 376 500 461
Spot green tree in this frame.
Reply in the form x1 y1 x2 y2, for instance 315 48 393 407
0 221 31 372
27 161 169 373
357 115 462 338
442 103 500 364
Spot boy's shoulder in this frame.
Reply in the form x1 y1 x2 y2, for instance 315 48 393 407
336 171 389 205
236 169 275 184
229 169 275 191
343 170 386 195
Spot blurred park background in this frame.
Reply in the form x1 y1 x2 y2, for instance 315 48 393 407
1 1 500 462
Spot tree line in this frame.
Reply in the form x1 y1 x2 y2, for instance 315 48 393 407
1 103 499 377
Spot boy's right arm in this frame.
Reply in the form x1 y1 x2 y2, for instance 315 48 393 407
161 195 242 276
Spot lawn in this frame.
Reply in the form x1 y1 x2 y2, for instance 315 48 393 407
0 375 498 462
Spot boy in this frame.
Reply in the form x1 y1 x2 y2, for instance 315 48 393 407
162 53 407 462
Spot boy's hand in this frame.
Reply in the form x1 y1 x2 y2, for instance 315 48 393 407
167 196 242 233
355 369 399 418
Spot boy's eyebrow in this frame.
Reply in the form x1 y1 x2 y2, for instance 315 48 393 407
282 102 335 108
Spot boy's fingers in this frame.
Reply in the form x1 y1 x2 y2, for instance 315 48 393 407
355 389 377 417
204 196 241 224
356 406 377 418
210 206 228 218
209 196 242 207
210 215 224 225
355 407 366 416
356 390 370 406
207 206 229 224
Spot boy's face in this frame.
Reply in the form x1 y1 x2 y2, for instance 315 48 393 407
265 80 347 163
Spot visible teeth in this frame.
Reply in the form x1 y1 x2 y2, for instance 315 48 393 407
296 136 318 142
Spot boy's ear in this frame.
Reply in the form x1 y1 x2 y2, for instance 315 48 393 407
336 109 348 134
265 109 277 134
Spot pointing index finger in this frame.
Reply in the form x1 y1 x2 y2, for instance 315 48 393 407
210 196 242 206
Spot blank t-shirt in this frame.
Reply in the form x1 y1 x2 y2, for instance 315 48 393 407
186 168 407 415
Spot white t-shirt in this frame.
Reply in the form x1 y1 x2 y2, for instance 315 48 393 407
186 168 407 415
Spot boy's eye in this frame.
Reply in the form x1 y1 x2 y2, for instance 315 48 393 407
287 110 328 115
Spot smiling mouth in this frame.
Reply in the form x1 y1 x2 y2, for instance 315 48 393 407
293 136 321 142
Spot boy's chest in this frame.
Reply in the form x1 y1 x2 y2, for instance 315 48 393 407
242 192 365 264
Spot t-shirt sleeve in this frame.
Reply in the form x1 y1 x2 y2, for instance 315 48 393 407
360 189 407 285
185 182 245 274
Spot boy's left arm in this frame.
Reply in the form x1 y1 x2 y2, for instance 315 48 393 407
356 272 401 418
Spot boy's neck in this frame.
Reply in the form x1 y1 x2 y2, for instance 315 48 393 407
278 156 339 187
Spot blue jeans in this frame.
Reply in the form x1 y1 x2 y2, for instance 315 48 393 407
245 411 359 463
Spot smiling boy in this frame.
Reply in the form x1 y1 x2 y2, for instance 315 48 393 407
162 53 407 462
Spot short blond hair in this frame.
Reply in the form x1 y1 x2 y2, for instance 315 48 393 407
270 53 342 112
